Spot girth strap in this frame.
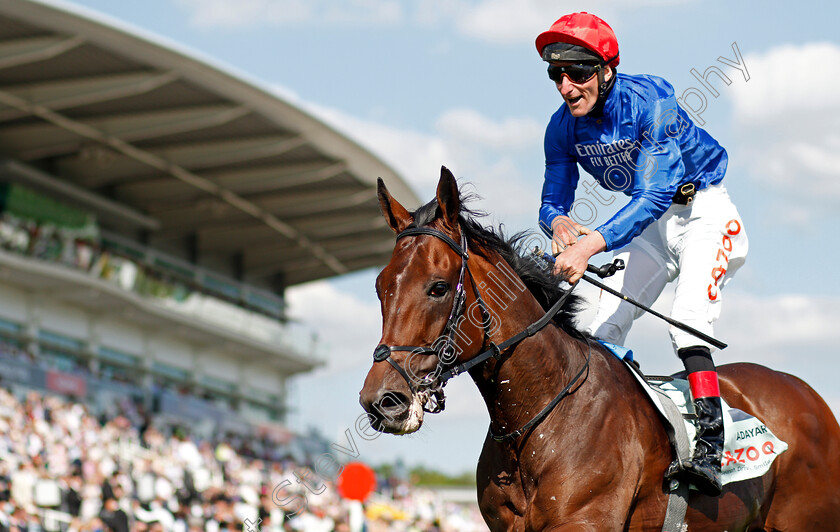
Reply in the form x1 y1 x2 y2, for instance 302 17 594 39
649 383 691 532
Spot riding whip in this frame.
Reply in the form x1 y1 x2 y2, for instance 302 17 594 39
532 248 727 350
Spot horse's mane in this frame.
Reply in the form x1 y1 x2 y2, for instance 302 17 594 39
411 195 584 334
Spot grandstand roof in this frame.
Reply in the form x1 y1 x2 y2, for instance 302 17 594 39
0 0 418 289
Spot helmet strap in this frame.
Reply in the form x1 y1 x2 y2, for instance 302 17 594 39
590 65 616 117
597 67 608 98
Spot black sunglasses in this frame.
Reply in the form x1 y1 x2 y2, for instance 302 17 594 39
547 63 601 84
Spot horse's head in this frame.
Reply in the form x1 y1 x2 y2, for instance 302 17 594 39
359 167 488 434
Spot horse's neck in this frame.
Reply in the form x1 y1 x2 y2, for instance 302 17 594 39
476 326 583 436
468 254 583 436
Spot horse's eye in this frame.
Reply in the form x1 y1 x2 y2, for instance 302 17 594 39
428 282 449 298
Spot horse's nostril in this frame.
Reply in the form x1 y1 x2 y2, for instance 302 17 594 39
374 391 409 414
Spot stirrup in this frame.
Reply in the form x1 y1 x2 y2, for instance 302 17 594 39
681 462 722 496
664 458 722 497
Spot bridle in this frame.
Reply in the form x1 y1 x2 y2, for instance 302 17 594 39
372 226 493 414
371 224 591 442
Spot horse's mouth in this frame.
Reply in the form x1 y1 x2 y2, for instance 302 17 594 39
366 393 426 435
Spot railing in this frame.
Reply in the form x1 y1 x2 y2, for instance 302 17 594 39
100 230 286 320
0 213 324 361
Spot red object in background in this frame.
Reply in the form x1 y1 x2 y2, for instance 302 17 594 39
337 462 377 501
45 370 87 397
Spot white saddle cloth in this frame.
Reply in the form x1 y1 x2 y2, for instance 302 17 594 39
636 372 788 485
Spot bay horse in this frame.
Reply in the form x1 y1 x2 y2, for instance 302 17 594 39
359 167 840 531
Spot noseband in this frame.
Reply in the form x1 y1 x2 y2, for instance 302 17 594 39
372 225 590 441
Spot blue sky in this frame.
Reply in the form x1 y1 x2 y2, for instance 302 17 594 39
53 0 840 475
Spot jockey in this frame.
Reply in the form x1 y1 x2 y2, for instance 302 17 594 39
535 12 748 496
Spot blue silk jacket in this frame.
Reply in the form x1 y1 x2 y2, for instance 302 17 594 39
539 73 728 251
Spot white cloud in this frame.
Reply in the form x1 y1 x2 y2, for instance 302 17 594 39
412 0 472 28
286 90 544 220
736 132 840 203
625 289 840 356
706 292 840 416
729 43 840 121
718 292 840 348
728 43 840 206
322 0 402 25
176 0 402 29
302 101 452 194
435 108 543 150
455 0 549 44
285 276 382 373
175 0 309 28
442 0 694 44
176 0 689 41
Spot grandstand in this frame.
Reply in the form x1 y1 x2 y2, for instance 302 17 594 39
0 2 499 529
0 0 418 431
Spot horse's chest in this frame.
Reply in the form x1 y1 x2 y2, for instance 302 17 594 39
477 451 541 529
477 469 526 530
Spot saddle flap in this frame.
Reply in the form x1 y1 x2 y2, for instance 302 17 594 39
597 340 788 486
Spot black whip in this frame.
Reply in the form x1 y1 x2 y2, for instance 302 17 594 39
533 248 727 350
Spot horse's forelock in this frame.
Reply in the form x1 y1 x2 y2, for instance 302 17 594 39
409 199 439 228
409 187 484 229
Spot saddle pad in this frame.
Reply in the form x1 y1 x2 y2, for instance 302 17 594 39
598 341 788 485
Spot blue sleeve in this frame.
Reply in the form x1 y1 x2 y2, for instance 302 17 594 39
539 114 580 237
595 96 685 250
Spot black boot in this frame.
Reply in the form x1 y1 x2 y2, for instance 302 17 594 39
671 346 724 496
682 396 724 496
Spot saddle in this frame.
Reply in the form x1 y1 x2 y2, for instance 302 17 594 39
598 340 788 532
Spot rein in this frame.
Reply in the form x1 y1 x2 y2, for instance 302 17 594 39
490 333 590 441
372 225 591 442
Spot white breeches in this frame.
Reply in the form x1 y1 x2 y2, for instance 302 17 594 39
586 185 748 353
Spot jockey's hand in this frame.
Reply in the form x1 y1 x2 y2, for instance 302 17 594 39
552 231 608 284
550 215 592 255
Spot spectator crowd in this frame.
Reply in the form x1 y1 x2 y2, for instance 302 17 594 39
0 386 487 531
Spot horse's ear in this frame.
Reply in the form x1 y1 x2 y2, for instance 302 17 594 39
436 166 460 228
377 177 413 234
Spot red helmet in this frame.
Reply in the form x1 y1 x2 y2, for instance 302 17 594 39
536 12 620 67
